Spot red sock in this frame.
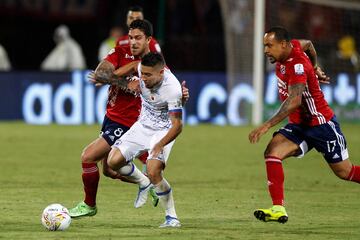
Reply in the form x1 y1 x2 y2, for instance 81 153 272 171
82 162 99 207
346 165 360 183
265 156 284 206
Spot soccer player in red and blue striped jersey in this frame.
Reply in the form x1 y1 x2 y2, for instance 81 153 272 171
249 26 360 223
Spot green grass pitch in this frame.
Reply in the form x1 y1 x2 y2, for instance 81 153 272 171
0 122 359 239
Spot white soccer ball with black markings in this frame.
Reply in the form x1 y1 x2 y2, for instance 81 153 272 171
41 203 71 231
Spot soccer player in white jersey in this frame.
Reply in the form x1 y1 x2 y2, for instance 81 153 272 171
106 52 183 228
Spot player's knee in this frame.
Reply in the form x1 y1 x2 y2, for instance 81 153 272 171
264 146 276 159
147 169 161 184
107 149 125 170
81 149 95 163
107 156 117 170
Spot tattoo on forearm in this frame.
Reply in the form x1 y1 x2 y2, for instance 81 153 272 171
95 62 131 92
266 83 305 127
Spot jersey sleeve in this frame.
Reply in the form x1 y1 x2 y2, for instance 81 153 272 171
115 35 128 48
167 86 183 116
104 46 124 69
149 38 161 53
288 60 307 86
291 39 301 50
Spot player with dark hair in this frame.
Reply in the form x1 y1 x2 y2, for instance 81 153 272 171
249 26 360 223
113 6 162 199
103 51 183 227
69 19 188 218
116 6 161 53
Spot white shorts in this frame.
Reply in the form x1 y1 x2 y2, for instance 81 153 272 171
112 121 175 164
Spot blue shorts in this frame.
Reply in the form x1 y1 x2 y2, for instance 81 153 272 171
100 116 130 146
275 116 349 163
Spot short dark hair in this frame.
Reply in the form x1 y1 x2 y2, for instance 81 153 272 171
265 26 291 42
141 52 165 68
128 5 143 13
129 19 153 37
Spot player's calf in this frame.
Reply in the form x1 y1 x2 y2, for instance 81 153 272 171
329 160 360 183
345 164 360 183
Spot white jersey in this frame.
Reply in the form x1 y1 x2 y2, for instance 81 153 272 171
138 66 183 131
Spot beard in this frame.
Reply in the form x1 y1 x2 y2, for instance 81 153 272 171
268 56 276 64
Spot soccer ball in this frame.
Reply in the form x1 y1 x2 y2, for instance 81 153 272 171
41 203 71 231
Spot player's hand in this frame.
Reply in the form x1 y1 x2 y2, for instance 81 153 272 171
150 143 164 159
248 123 270 144
181 81 189 105
88 71 105 87
127 76 141 94
315 66 330 84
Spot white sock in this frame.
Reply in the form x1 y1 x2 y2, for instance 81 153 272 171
154 178 177 218
118 162 150 188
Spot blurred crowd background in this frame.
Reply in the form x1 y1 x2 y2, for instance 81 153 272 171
0 0 224 71
1 0 360 125
267 0 360 75
0 0 359 74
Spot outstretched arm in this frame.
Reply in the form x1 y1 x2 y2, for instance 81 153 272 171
248 83 305 143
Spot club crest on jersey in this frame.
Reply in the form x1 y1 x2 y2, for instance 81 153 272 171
294 63 304 75
280 65 286 74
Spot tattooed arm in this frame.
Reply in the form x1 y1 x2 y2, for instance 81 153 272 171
89 60 129 90
248 83 305 143
90 60 142 95
299 39 330 83
263 83 304 127
113 60 140 76
299 39 317 67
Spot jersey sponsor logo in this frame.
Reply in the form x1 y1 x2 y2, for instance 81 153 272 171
332 153 340 159
294 63 304 75
280 65 286 74
125 53 134 60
